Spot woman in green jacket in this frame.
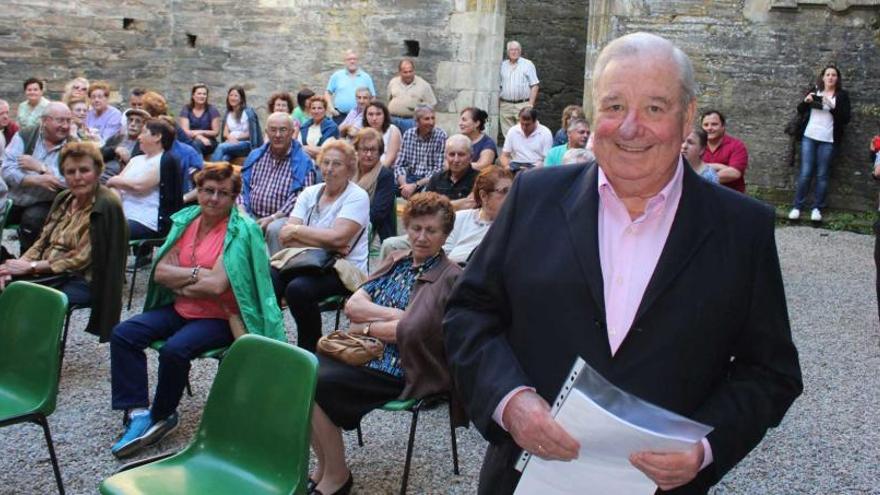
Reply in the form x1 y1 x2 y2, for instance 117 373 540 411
108 161 284 459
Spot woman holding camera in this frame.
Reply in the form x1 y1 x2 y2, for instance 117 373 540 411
788 64 851 222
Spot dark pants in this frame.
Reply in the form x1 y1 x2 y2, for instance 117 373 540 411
875 219 880 323
177 128 217 156
128 220 163 257
7 202 53 254
478 440 523 495
332 111 348 126
270 267 348 352
110 305 233 420
59 276 91 306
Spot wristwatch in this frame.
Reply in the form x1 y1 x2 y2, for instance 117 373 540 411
363 323 371 336
29 261 38 273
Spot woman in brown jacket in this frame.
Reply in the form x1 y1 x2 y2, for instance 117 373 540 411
309 192 462 495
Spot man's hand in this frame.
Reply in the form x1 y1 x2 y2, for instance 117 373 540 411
33 174 64 192
400 182 418 199
115 147 131 165
196 135 211 146
630 441 704 491
502 390 580 461
256 215 276 232
19 155 45 173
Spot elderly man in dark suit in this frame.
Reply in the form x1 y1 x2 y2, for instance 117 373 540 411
444 32 802 495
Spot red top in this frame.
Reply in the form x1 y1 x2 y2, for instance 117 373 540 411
701 133 749 193
3 121 20 144
173 217 239 319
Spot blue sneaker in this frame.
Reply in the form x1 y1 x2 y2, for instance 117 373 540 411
111 410 153 458
141 412 179 448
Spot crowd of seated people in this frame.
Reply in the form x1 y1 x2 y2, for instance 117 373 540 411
0 59 605 490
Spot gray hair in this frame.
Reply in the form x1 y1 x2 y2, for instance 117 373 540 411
267 111 295 127
562 148 595 165
41 101 71 118
506 40 522 51
0 98 8 110
355 86 373 96
446 134 473 154
591 32 696 109
567 118 590 133
414 104 435 121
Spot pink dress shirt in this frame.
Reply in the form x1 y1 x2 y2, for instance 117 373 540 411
493 159 713 469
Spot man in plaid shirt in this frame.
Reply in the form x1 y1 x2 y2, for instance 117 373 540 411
394 105 447 199
240 112 319 254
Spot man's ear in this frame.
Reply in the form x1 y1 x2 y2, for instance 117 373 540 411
682 98 696 136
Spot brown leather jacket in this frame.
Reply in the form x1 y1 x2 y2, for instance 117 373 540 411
369 250 467 426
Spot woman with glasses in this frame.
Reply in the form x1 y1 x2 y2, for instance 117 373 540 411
109 162 284 459
443 166 513 264
271 139 370 352
353 128 396 241
61 77 90 105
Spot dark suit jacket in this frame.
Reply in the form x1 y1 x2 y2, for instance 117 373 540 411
443 162 803 494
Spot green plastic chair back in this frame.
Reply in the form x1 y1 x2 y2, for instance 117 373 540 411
382 398 418 412
149 339 227 360
100 334 319 495
0 282 68 420
0 198 13 231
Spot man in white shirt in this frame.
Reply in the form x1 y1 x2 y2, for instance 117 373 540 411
499 107 552 173
499 41 540 137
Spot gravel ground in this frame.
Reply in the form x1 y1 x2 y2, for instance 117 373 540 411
0 225 877 494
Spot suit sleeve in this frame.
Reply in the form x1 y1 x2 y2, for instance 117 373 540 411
692 210 803 482
443 176 534 444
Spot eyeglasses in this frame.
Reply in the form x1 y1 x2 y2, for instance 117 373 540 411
266 127 291 135
45 117 72 125
357 147 380 154
492 186 511 195
73 86 87 91
198 187 235 199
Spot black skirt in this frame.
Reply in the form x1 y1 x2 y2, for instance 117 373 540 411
315 355 405 430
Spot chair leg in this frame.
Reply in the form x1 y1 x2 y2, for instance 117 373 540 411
36 415 65 495
356 423 364 447
60 309 72 371
448 401 460 475
127 261 138 311
186 376 193 397
334 306 342 329
400 405 421 495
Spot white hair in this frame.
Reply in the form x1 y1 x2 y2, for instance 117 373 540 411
591 32 696 108
562 148 595 165
506 40 521 51
267 111 294 127
446 134 473 153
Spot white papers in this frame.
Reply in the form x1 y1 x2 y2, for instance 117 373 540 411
513 358 712 495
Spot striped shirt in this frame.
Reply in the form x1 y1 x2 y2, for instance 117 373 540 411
248 150 317 218
23 192 94 278
393 127 447 181
499 57 539 102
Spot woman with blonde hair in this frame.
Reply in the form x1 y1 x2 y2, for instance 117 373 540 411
62 77 90 105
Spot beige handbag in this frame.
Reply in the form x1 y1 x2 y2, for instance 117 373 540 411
316 331 385 366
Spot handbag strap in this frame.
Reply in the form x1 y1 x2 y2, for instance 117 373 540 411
308 184 366 254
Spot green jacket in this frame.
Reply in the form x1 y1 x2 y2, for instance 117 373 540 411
143 205 286 342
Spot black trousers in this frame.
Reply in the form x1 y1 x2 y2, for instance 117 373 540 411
7 202 53 254
269 267 348 352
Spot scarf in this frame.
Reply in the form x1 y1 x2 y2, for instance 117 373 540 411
356 163 382 201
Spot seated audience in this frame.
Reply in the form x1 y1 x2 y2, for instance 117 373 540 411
394 105 447 198
67 97 101 143
2 101 72 252
301 95 340 159
178 83 221 155
443 166 513 264
158 116 205 197
109 162 284 458
682 128 719 183
499 106 553 172
117 88 147 130
86 81 123 142
553 104 585 146
0 99 20 145
18 78 50 128
545 118 590 166
241 112 318 254
293 88 315 125
100 108 149 181
363 100 401 167
107 118 182 242
0 142 127 341
354 128 396 241
561 147 595 165
61 77 90 105
426 134 479 209
338 87 373 139
308 192 461 495
271 139 369 352
267 91 300 141
211 85 262 162
387 58 437 133
458 107 497 170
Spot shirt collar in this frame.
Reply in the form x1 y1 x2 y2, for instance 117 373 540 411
597 156 684 221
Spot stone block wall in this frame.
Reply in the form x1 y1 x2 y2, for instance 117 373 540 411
506 0 588 137
584 0 880 211
0 0 505 138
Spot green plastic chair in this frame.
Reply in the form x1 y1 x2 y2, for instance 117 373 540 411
148 339 228 397
0 198 13 231
355 393 460 495
100 334 319 495
0 281 70 494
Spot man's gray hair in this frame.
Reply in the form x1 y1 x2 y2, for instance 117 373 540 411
446 134 472 153
355 86 373 96
0 98 8 110
267 111 295 127
414 104 435 121
41 101 70 118
506 40 522 51
567 118 590 133
591 32 696 109
562 147 595 165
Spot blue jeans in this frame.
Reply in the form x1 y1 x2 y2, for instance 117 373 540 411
110 305 233 420
210 141 252 162
391 116 415 133
794 136 834 210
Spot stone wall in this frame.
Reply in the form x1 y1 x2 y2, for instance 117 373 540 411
0 0 505 138
506 0 588 136
584 0 880 211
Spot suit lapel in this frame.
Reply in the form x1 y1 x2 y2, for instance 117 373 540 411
559 163 606 317
631 166 714 326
